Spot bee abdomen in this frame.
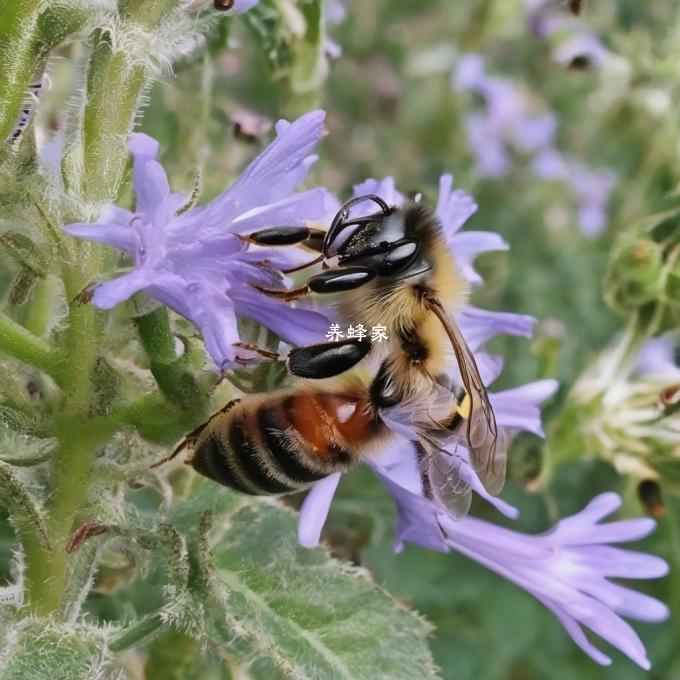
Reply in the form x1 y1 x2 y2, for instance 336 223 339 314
257 402 333 485
191 406 302 496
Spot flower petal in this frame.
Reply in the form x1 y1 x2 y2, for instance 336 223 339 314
134 159 171 226
371 463 449 553
352 177 404 207
537 598 613 667
298 473 342 548
233 290 329 346
450 231 508 284
91 269 151 309
128 133 159 160
458 306 536 351
435 174 478 236
490 379 559 436
230 188 338 233
202 110 326 227
64 223 135 253
577 546 669 579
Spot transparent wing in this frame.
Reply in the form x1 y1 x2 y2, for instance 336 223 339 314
420 439 473 519
423 295 507 496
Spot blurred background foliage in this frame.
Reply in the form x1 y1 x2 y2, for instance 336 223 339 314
2 0 680 677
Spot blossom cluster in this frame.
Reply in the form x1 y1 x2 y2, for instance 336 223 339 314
454 53 617 236
64 110 668 669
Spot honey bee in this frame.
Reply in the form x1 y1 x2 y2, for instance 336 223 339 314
159 195 506 517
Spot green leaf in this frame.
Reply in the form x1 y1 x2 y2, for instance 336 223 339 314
0 617 119 679
0 461 50 550
171 484 439 679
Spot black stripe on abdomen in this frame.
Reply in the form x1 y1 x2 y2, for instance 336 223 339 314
258 401 328 484
228 417 298 495
191 432 259 495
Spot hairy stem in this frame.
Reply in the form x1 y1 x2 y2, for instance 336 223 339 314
108 612 165 653
23 248 103 616
135 306 210 415
0 310 57 376
0 2 42 141
65 0 180 206
0 2 89 141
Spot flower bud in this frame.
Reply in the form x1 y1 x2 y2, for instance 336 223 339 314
605 236 664 315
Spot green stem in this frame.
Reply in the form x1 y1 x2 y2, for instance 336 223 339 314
23 251 102 616
135 306 210 415
64 0 180 206
23 275 55 337
22 430 98 616
108 612 165 653
0 2 89 141
0 2 41 141
0 311 58 376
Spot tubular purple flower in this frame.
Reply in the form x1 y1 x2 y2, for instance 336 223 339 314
64 111 335 370
374 477 669 670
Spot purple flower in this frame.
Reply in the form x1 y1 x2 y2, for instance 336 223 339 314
454 54 556 178
233 0 260 11
636 335 680 380
324 0 346 60
374 480 669 670
524 0 611 68
64 111 336 370
533 149 616 236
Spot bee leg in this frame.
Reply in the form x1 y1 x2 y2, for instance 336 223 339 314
245 225 326 249
414 443 449 541
288 338 372 379
232 341 280 363
150 400 240 468
254 264 378 300
252 284 311 301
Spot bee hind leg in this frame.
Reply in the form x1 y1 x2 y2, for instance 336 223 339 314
150 400 240 469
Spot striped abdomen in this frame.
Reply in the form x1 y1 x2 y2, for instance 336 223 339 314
189 388 384 495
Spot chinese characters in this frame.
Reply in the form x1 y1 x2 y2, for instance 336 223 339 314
325 324 390 342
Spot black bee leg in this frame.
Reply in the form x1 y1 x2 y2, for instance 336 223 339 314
244 227 328 274
281 254 324 275
253 264 378 300
245 225 328 252
307 266 377 292
288 339 372 379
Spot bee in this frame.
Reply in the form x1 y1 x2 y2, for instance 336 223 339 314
158 195 506 517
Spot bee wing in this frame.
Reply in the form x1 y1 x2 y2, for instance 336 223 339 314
424 296 507 496
420 439 473 519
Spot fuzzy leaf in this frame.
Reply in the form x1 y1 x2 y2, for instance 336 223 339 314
170 484 439 679
0 617 120 679
0 462 50 550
